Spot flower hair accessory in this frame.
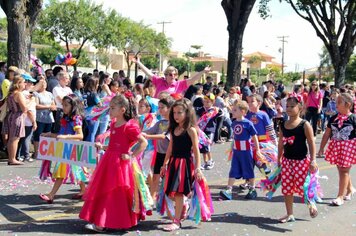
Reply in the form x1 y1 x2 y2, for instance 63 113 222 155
124 91 133 99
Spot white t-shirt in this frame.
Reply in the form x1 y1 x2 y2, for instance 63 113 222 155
52 85 73 109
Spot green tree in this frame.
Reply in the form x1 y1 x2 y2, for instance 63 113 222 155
96 49 111 71
36 44 64 66
72 49 92 68
345 54 356 82
0 0 42 70
0 41 7 61
168 58 190 76
194 61 212 72
114 19 171 78
0 17 6 35
141 55 159 70
39 0 107 65
31 28 57 45
276 0 355 88
318 46 334 81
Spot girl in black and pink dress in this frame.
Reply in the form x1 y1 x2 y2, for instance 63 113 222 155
278 97 318 223
319 93 356 206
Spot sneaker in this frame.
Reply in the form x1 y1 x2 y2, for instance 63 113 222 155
200 163 209 170
245 189 257 199
239 183 250 190
206 160 215 170
219 189 232 200
25 157 34 163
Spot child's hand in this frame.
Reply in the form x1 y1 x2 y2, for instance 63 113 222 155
41 132 52 138
195 168 203 181
121 154 131 160
56 135 67 139
160 166 166 177
95 142 103 150
256 150 264 161
317 148 324 157
309 160 318 173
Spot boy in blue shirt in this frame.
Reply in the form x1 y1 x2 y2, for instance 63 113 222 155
220 100 262 200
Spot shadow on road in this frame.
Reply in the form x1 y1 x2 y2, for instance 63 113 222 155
210 213 293 233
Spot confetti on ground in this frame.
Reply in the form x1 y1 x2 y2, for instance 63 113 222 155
0 176 51 193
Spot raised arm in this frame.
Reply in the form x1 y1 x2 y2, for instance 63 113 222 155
132 57 154 79
186 66 211 87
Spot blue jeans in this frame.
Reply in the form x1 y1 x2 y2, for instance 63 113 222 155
33 122 52 142
17 126 33 159
97 115 110 136
85 119 99 142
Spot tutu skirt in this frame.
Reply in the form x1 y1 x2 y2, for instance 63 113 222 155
164 156 195 197
325 138 356 167
39 161 89 184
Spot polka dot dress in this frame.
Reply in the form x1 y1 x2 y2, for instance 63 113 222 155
325 138 356 168
281 157 310 196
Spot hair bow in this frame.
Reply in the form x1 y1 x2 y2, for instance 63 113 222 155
283 136 295 145
124 91 133 99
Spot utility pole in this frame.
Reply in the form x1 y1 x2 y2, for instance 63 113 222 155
278 36 288 75
157 21 171 73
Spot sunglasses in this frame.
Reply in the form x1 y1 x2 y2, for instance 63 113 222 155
168 73 176 77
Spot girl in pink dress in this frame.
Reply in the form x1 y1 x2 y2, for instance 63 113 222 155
79 94 148 232
318 93 356 206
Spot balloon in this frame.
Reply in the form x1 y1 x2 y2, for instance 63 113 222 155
69 58 77 65
64 58 71 65
55 53 65 65
66 52 72 59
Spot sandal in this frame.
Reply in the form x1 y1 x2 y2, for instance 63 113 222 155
84 223 106 233
279 215 295 223
330 198 344 206
39 194 54 204
344 188 356 201
71 193 84 200
163 219 181 231
308 204 318 218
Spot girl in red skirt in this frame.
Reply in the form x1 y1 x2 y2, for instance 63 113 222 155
79 94 148 232
160 99 203 231
319 93 356 206
278 97 318 223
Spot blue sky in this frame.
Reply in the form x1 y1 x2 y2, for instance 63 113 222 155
1 0 324 71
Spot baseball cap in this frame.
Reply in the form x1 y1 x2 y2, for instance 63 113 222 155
21 73 37 83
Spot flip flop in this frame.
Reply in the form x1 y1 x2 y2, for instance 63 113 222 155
39 194 54 204
7 162 24 166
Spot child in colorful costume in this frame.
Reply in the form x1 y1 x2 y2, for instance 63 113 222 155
160 99 212 231
79 95 149 232
318 93 356 206
195 93 223 170
243 94 278 197
220 100 263 200
278 96 318 223
39 94 88 203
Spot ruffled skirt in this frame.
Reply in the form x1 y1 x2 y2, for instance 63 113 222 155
164 156 195 197
79 149 138 229
325 138 356 167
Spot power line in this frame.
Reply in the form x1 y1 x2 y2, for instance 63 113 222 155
157 21 172 35
277 36 288 75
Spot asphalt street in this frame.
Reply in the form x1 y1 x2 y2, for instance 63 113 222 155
0 135 355 236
